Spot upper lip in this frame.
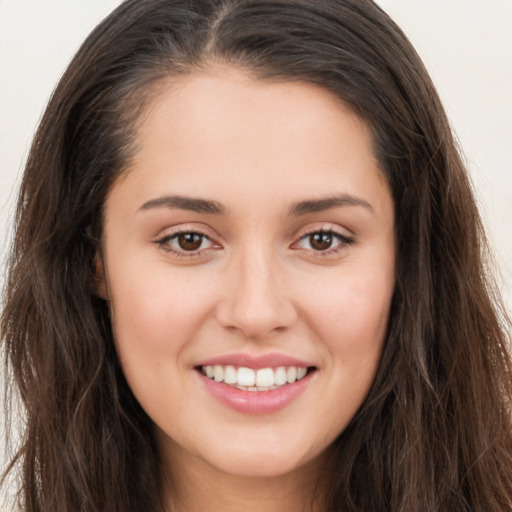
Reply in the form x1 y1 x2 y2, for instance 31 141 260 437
195 352 315 370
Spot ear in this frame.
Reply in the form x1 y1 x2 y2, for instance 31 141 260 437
92 250 110 300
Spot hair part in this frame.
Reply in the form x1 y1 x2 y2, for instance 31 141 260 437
2 1 512 511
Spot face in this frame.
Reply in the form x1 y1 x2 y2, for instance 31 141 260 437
99 68 395 481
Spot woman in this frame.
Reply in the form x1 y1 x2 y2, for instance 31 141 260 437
2 0 512 511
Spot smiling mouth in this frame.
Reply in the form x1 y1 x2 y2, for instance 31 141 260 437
198 365 316 391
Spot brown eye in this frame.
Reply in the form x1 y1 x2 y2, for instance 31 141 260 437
294 229 353 255
156 230 219 256
309 232 334 251
177 232 204 251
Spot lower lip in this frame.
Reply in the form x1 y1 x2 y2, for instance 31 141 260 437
197 371 314 414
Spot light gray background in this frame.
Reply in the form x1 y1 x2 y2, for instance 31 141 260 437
1 0 511 508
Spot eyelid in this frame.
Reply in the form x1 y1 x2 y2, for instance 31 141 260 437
154 224 222 257
152 222 354 259
292 222 354 242
290 224 355 256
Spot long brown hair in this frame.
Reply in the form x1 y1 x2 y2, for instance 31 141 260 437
2 1 512 510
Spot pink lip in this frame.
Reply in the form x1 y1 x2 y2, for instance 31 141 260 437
195 353 317 414
197 370 314 414
195 352 313 369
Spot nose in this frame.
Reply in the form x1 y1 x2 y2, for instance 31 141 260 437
215 246 297 340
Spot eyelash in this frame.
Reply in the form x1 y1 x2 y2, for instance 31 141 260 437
293 229 355 257
155 228 354 258
155 230 217 258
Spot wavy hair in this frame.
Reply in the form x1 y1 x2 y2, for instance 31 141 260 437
2 1 512 510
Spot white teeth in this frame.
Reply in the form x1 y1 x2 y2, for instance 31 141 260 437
286 366 297 383
224 365 237 384
256 368 274 387
213 365 224 382
297 367 308 380
201 364 310 390
237 367 256 387
274 366 287 386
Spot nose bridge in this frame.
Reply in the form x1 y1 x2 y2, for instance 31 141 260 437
216 241 295 339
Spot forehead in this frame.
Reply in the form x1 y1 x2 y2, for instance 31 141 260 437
136 68 373 158
107 67 390 219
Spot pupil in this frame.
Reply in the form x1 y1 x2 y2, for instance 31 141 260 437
178 232 203 251
310 232 332 251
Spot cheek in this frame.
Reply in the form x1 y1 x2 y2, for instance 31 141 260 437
273 263 395 452
107 266 221 427
108 263 217 370
308 267 393 423
303 264 394 353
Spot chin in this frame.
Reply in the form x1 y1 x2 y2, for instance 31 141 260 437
198 437 327 479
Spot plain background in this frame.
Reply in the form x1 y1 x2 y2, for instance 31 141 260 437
1 0 511 507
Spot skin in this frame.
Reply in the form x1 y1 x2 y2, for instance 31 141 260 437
97 67 396 512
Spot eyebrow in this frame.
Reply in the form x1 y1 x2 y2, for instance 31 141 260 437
139 195 226 215
138 193 373 217
289 194 373 216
